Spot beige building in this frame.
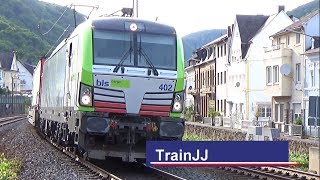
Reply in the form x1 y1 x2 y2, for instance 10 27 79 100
263 10 319 131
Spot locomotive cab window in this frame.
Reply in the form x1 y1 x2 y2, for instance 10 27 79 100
93 29 177 70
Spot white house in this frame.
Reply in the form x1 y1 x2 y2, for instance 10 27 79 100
227 14 269 127
0 52 34 94
17 60 34 94
227 8 293 128
206 34 229 116
246 10 293 122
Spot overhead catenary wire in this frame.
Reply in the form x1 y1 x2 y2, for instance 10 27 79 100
44 24 71 57
42 4 71 36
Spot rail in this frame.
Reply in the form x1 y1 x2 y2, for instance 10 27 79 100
221 166 320 180
0 115 26 127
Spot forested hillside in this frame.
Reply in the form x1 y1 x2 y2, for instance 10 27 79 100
287 0 319 18
0 0 84 62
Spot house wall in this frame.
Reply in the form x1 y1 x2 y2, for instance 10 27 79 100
3 71 19 92
0 70 4 89
17 61 33 91
227 20 246 120
215 40 228 116
247 11 293 121
185 67 195 108
304 51 320 131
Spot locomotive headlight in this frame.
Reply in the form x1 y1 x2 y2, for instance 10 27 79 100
81 95 91 105
173 102 182 111
79 83 93 107
172 92 184 113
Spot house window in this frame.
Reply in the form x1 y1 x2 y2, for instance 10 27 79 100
293 103 301 121
224 44 227 56
273 65 279 84
275 104 279 122
217 73 220 85
296 63 301 82
276 37 281 48
280 104 284 122
220 72 223 84
266 66 272 84
217 46 220 58
296 33 300 44
311 69 314 87
224 71 226 84
286 35 290 45
258 105 271 117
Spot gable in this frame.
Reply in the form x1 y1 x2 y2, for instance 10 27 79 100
236 15 269 58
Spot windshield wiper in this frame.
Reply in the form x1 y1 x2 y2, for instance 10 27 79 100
113 34 133 73
138 48 159 76
138 36 159 76
113 47 133 73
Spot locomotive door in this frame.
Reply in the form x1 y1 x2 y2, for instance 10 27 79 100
66 36 78 108
64 42 73 108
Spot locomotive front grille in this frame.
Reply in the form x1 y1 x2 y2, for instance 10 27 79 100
93 87 126 113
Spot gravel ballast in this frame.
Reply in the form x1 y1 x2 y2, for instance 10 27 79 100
0 119 83 180
1 119 254 180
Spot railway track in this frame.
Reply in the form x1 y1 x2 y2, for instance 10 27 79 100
37 130 121 180
220 166 320 180
144 164 187 180
0 115 26 127
37 128 185 179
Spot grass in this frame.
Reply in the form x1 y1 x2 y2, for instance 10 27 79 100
289 152 309 172
0 153 21 180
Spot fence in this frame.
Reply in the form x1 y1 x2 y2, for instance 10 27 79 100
193 113 320 139
0 95 29 117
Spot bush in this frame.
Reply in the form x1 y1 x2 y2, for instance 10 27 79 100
0 153 21 180
184 105 194 121
290 152 308 171
294 117 303 125
208 108 220 118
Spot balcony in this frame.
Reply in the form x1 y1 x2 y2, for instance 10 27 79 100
264 44 293 97
264 44 292 61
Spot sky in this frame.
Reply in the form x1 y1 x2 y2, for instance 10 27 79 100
41 0 314 36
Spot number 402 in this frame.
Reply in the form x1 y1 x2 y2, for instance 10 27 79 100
159 84 172 91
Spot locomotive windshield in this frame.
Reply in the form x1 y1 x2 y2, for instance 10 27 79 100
93 29 177 70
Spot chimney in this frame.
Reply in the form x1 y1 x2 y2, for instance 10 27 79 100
278 5 285 13
231 24 234 33
227 26 231 37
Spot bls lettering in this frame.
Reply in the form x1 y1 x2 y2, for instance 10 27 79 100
96 79 109 87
